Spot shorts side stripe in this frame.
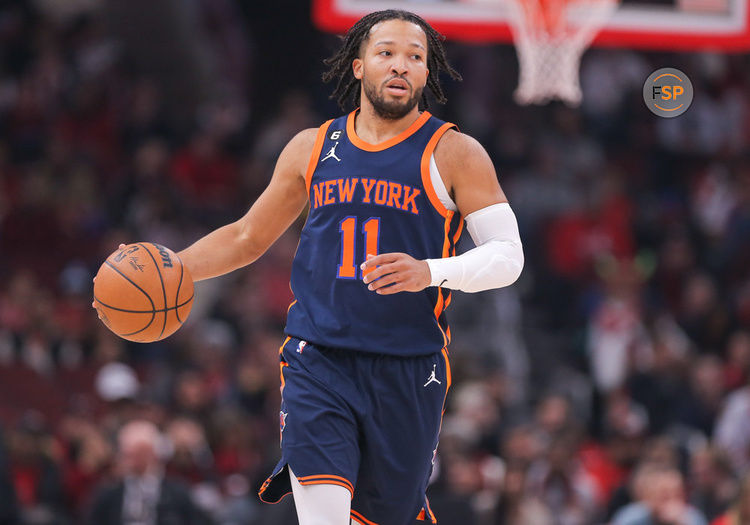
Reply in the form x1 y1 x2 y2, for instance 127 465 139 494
351 509 380 525
297 479 354 498
294 473 354 493
425 497 437 523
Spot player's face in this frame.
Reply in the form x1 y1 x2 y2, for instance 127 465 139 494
353 19 429 120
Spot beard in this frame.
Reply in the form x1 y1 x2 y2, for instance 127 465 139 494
362 75 423 120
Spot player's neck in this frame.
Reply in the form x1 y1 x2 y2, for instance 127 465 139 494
354 103 422 145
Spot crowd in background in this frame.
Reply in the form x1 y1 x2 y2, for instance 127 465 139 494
1 1 749 524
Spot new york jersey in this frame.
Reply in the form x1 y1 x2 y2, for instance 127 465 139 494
284 110 463 356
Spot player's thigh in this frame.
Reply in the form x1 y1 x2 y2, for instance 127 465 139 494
353 351 450 523
280 340 361 486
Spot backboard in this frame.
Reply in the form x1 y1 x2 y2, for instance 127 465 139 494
312 0 750 50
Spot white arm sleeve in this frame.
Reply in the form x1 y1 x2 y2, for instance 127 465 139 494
426 202 523 293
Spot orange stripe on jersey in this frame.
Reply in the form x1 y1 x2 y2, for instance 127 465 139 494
433 291 447 348
452 217 464 247
441 211 454 258
437 213 463 345
287 299 297 313
432 210 455 347
305 120 334 194
351 509 380 525
420 122 457 218
442 347 452 389
347 109 432 152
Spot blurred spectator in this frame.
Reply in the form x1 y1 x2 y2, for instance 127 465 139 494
164 417 215 488
58 409 112 519
723 331 750 392
6 412 65 525
492 461 554 525
689 447 736 523
0 424 20 525
712 474 750 525
87 420 213 525
677 273 730 353
525 431 599 525
714 382 750 475
587 257 651 394
675 356 726 438
612 463 708 525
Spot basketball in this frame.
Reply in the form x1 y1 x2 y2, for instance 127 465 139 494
93 243 194 342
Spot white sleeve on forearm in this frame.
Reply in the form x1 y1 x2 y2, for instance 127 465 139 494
426 202 524 293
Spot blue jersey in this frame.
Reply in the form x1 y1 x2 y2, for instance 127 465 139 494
284 110 463 356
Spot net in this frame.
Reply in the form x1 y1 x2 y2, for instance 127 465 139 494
506 0 620 106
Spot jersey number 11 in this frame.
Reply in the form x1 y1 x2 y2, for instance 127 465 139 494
337 217 380 280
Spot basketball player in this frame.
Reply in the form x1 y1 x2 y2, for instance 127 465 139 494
177 10 524 525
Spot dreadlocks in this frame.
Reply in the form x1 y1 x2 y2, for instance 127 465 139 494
322 10 462 111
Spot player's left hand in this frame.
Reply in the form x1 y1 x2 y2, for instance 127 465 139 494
361 253 431 294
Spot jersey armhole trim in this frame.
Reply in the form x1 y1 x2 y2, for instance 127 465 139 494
420 123 457 218
305 119 334 194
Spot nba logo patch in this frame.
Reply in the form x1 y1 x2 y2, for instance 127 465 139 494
296 340 307 353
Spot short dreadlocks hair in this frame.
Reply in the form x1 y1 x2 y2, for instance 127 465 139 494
322 10 462 111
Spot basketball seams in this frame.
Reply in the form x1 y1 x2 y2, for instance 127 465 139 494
138 243 168 340
101 261 158 337
93 294 194 314
103 261 155 308
174 255 185 323
103 260 157 315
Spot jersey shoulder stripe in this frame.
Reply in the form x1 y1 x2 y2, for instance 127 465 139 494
305 120 334 194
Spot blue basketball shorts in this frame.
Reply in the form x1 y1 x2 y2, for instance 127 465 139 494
258 336 451 525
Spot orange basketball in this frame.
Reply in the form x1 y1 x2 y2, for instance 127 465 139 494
93 243 194 342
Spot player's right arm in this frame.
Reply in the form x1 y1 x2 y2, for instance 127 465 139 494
177 128 317 281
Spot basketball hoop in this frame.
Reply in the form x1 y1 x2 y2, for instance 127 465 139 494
506 0 620 106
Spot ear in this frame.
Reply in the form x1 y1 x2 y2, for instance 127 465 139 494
352 58 363 80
